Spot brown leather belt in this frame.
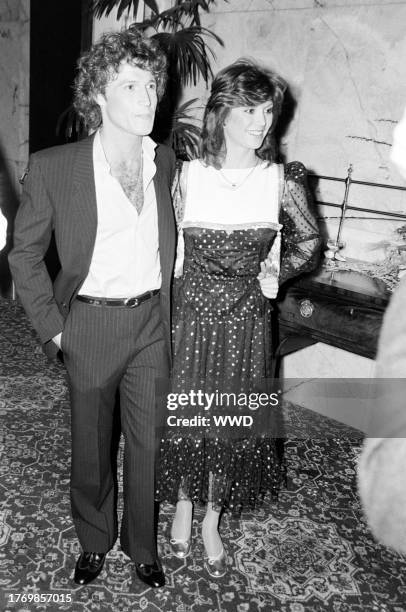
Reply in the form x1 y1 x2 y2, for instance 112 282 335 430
76 289 160 308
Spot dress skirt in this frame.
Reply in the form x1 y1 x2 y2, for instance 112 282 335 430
156 225 284 513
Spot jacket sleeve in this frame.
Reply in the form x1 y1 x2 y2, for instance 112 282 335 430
8 155 64 345
279 161 322 284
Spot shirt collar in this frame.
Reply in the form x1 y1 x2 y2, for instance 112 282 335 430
143 135 157 160
142 136 157 187
93 130 157 178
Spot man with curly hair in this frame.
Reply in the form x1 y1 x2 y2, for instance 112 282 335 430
9 28 176 588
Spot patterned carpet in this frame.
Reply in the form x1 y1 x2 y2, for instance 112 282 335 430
1 298 406 612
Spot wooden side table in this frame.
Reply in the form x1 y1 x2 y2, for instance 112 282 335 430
274 267 391 365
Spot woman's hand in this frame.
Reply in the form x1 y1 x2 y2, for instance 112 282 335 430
257 261 279 299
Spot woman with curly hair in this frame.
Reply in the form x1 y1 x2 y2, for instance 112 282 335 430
157 58 321 578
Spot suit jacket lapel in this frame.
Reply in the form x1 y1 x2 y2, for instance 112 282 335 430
154 150 175 294
72 134 98 271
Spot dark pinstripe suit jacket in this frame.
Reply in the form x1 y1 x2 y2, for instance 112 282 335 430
9 134 176 360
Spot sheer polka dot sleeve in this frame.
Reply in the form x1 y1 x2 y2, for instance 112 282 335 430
279 161 322 284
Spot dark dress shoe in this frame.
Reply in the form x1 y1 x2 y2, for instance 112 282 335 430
74 552 106 585
134 558 165 588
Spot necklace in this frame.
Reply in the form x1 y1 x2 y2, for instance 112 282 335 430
218 159 259 189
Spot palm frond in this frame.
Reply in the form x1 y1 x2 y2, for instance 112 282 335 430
171 122 201 160
173 98 203 120
172 0 220 27
152 27 223 86
141 5 182 29
169 98 202 160
56 105 87 141
92 0 159 20
142 0 228 29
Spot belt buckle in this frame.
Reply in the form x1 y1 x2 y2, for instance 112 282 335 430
124 297 138 308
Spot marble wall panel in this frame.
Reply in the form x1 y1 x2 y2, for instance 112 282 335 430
294 9 406 174
292 6 406 260
0 0 29 194
0 0 19 22
211 0 406 13
0 22 22 158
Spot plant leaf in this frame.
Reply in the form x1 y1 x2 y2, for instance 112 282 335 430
172 0 226 27
167 97 203 159
144 0 159 14
143 0 228 29
93 0 228 26
152 27 223 86
92 0 159 19
56 105 87 141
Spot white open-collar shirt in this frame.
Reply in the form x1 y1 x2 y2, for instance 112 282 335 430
79 131 161 298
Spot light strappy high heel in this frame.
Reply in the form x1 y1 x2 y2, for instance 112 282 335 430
204 546 227 578
169 495 192 559
169 535 192 559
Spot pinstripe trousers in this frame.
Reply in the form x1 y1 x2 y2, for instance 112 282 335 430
61 293 168 564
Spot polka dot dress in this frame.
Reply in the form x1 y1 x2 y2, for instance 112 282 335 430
157 225 284 513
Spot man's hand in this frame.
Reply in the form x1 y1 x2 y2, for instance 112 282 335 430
52 332 62 350
257 261 279 299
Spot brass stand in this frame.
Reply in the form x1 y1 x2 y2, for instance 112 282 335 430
324 164 353 263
